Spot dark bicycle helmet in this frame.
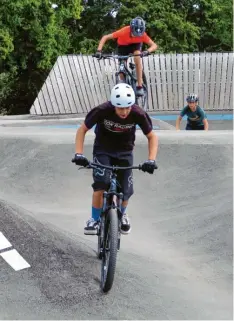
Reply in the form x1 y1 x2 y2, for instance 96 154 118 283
130 17 146 37
186 93 199 103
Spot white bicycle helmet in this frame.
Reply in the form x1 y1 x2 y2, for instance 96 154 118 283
110 83 135 107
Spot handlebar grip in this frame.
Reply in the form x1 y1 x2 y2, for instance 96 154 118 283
92 54 103 59
138 163 158 170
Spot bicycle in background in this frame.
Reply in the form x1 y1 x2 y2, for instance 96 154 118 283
93 53 149 111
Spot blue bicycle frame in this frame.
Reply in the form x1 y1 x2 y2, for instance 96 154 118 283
102 171 124 217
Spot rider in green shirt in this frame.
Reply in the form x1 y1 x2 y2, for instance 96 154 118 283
176 94 209 130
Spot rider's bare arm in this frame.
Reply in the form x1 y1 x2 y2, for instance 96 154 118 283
176 115 182 130
146 130 158 160
147 39 158 53
75 123 89 154
97 33 114 51
203 118 209 130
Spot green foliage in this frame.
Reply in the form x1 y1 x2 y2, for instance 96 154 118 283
0 29 14 60
0 0 232 115
173 0 233 51
119 0 200 52
0 0 82 114
77 0 232 53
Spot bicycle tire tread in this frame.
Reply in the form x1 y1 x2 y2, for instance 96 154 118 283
102 209 119 292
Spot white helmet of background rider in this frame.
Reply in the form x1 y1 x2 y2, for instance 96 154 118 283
110 83 136 107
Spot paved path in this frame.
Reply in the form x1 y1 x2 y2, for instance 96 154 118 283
0 125 233 319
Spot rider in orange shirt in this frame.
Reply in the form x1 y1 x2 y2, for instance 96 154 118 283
96 17 158 96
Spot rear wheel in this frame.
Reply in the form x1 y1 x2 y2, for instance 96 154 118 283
101 208 119 293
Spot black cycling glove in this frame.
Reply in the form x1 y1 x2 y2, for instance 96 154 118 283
141 160 157 174
73 153 89 167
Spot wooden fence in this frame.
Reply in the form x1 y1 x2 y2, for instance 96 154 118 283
30 52 233 115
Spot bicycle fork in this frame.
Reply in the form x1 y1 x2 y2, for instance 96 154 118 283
100 191 124 251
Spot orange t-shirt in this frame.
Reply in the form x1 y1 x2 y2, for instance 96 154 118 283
112 26 151 46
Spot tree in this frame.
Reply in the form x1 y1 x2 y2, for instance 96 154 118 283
77 0 232 53
71 0 120 54
0 0 82 114
0 0 232 115
173 0 233 51
75 0 200 54
119 0 201 52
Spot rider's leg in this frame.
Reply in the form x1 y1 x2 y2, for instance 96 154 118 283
84 190 104 235
92 190 104 220
121 200 129 215
84 151 112 235
133 50 143 87
92 190 104 208
119 72 125 82
115 151 134 234
133 45 144 96
120 184 133 235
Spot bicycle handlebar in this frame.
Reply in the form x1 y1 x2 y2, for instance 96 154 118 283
87 162 144 170
72 159 158 171
92 53 148 60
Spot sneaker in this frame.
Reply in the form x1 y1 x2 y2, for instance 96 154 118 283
136 86 144 96
84 218 99 235
120 214 131 235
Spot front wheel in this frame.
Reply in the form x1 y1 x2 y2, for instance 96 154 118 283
135 71 148 111
115 72 126 84
101 208 119 293
97 224 102 260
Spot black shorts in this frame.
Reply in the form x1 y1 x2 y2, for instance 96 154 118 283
92 148 134 201
117 43 142 56
186 123 204 130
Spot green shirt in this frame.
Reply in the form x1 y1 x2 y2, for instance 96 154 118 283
180 105 207 126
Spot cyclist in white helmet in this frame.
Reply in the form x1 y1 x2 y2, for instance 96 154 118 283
73 83 159 235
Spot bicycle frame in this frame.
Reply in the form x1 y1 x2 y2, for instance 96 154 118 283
115 59 137 86
72 159 157 292
93 53 141 85
102 170 124 217
92 53 148 110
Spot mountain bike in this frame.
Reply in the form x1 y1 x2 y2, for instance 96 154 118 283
72 160 157 293
92 53 149 111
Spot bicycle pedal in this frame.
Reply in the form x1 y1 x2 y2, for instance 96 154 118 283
84 230 98 235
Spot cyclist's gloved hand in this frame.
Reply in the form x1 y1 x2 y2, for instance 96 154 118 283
73 153 89 167
141 160 157 174
141 50 150 57
94 50 102 59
